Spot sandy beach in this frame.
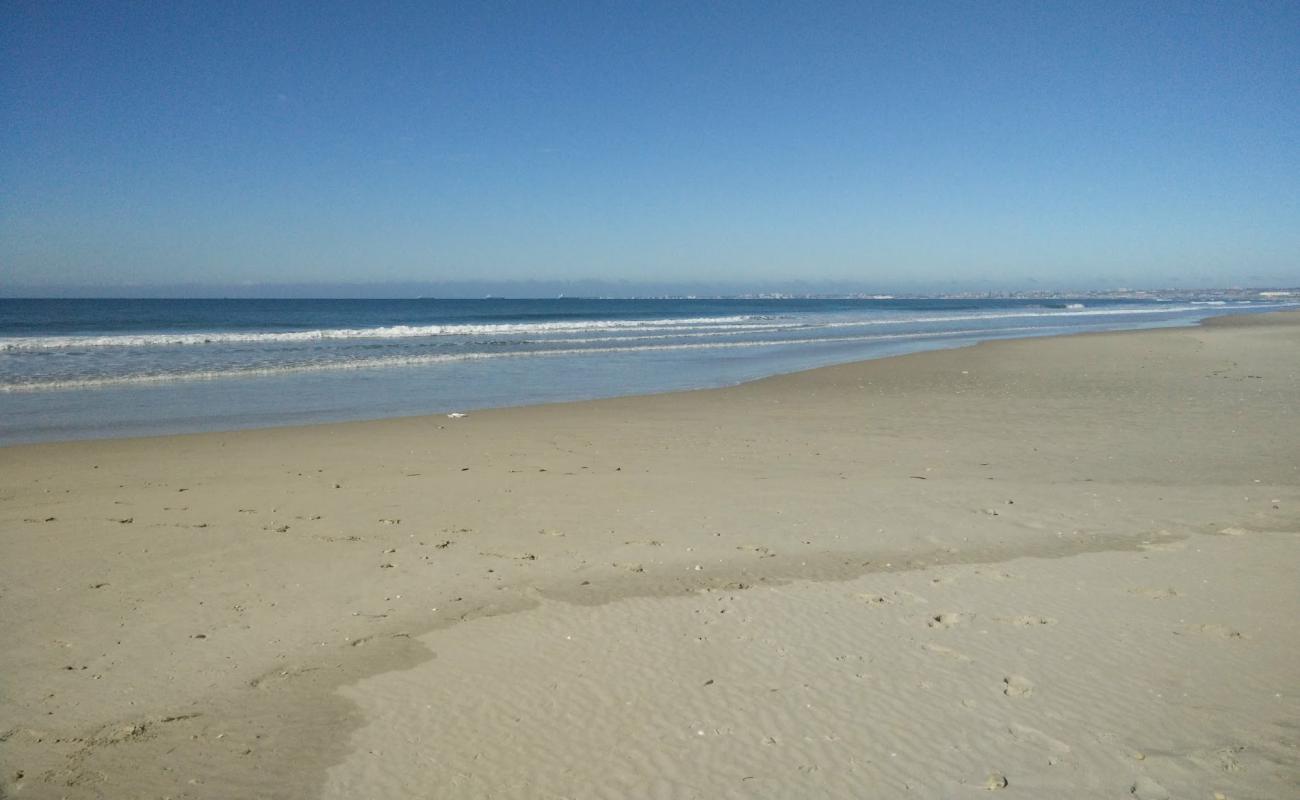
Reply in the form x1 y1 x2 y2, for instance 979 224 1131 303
2 312 1297 799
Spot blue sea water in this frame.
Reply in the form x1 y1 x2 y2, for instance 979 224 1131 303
0 297 1291 445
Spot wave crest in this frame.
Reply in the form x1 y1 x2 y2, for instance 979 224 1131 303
0 316 767 351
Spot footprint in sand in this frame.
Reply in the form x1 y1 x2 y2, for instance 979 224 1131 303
928 612 970 629
1184 623 1244 639
998 615 1057 626
1212 745 1246 773
249 665 320 689
1003 675 1034 697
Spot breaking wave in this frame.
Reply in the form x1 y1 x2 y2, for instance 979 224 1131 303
0 325 1042 392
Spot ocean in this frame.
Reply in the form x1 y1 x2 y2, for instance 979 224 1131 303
1 297 1291 445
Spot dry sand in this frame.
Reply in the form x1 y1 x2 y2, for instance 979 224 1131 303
2 312 1297 799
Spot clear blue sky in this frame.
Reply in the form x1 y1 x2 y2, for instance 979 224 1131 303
3 1 1298 292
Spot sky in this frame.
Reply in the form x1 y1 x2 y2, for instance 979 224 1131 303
2 1 1298 294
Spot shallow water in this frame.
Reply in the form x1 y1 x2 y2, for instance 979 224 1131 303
1 297 1290 444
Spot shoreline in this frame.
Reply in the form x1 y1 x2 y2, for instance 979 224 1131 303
2 311 1297 798
5 304 1294 448
2 307 1290 451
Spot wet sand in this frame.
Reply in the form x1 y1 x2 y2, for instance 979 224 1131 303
2 312 1297 798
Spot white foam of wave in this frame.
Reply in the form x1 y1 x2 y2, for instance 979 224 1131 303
557 324 811 344
580 305 1208 342
9 303 1294 355
0 316 772 352
368 305 1222 350
380 301 1282 346
0 305 1192 352
0 325 1047 393
814 305 1208 330
428 303 1289 345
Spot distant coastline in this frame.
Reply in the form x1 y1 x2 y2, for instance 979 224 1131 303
3 282 1296 301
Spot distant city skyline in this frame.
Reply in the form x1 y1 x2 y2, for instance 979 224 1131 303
4 2 1298 292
